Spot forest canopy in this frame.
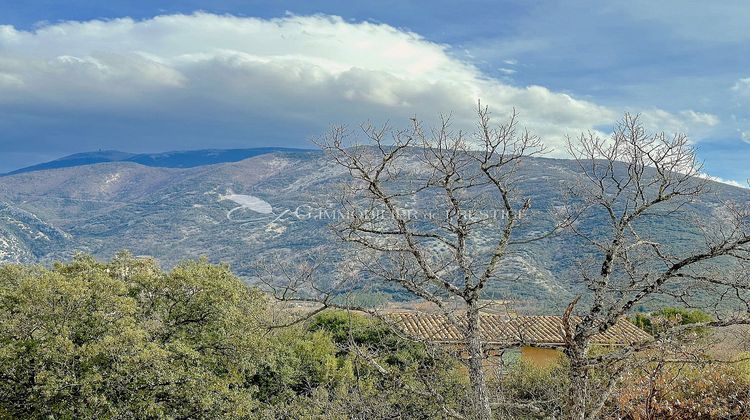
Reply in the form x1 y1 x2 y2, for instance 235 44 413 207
0 253 465 419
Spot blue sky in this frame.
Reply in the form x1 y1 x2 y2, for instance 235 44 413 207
1 1 749 185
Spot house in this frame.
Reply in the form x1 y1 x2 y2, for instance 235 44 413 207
389 312 652 367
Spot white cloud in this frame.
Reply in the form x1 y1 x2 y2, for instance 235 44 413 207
635 108 721 140
680 110 719 127
733 77 750 95
0 13 721 155
698 173 747 189
0 72 23 88
741 131 750 143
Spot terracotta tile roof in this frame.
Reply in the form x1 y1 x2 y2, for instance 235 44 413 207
389 312 651 346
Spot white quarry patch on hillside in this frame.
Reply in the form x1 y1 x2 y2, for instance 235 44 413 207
105 172 122 185
0 233 26 263
1 218 47 241
1 206 70 241
32 232 50 241
8 220 50 242
219 191 273 214
265 222 287 235
5 219 28 232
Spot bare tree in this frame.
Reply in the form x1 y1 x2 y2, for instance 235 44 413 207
301 104 567 420
560 114 750 419
257 108 750 419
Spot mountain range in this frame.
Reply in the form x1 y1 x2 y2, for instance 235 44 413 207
1 148 748 306
2 148 312 176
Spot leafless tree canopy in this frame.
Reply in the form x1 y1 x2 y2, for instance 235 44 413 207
561 114 750 419
259 104 565 419
257 106 750 420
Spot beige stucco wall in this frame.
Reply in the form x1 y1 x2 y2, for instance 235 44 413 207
520 346 563 368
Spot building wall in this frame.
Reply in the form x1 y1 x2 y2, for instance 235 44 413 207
445 344 565 370
521 346 563 368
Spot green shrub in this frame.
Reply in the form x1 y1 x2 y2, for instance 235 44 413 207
0 252 267 418
632 307 712 334
302 310 469 419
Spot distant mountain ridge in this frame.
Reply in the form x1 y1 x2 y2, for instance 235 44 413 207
1 147 749 307
3 147 314 176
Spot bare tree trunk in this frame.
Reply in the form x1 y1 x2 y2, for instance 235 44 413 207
466 299 492 420
567 355 589 420
560 114 750 418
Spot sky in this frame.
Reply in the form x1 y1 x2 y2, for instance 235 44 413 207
0 1 749 185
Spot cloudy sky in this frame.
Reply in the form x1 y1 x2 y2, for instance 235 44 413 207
1 1 749 185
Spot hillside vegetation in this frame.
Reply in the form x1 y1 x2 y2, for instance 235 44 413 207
1 149 748 307
0 254 747 419
0 253 467 418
